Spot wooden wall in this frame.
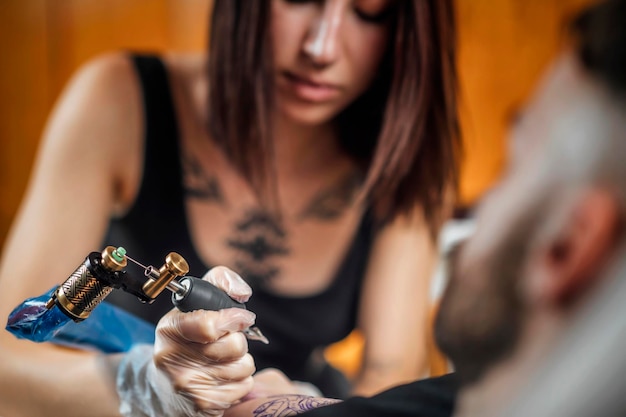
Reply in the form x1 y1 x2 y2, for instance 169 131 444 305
0 0 596 249
456 0 596 203
0 0 213 249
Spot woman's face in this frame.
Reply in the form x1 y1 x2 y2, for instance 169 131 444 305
271 0 394 127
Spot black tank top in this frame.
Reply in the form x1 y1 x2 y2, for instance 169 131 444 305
103 54 375 388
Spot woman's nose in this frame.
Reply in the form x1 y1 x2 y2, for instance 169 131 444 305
302 1 345 67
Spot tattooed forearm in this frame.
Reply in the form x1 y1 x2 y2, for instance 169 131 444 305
253 395 341 417
299 172 362 221
182 153 226 204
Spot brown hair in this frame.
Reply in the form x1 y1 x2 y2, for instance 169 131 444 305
572 0 626 95
207 0 461 230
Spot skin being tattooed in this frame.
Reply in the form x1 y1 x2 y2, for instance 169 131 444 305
298 172 362 221
228 209 290 285
182 153 226 204
253 395 341 417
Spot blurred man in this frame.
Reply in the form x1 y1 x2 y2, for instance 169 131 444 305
435 0 626 415
223 0 626 415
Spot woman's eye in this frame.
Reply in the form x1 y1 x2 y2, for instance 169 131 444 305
355 7 393 24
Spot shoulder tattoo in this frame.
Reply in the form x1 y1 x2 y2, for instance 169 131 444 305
182 153 226 205
298 171 362 221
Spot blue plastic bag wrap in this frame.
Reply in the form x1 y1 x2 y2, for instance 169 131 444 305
6 287 155 353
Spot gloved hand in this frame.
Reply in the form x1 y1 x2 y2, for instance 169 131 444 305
116 266 257 417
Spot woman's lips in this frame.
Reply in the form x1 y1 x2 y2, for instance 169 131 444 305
282 71 341 102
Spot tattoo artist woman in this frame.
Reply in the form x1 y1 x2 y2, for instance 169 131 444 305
0 0 459 414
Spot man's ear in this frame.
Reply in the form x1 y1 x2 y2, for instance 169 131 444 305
531 189 621 307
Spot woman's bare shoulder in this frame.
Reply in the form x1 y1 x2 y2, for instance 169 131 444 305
51 52 142 142
161 53 207 97
42 52 145 209
162 53 206 80
69 52 140 104
161 53 209 123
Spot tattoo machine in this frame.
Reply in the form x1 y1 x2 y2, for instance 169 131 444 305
8 246 268 344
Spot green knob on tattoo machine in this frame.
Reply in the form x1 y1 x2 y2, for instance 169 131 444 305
112 246 127 262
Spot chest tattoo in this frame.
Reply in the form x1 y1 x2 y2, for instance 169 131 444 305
182 153 226 205
298 172 362 220
253 395 341 417
182 155 362 284
227 209 290 286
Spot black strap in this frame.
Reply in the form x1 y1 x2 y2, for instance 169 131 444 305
129 54 182 215
126 54 206 275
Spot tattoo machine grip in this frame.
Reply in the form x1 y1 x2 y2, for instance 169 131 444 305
171 276 268 343
171 276 245 312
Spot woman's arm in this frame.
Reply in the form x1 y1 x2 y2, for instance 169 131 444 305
0 53 143 417
352 207 438 397
0 52 258 417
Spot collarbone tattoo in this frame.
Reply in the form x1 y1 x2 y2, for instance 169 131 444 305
182 153 227 204
298 171 363 221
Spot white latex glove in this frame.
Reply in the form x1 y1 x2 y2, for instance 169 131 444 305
117 266 257 417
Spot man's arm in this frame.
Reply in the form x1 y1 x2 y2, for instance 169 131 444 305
223 369 340 417
226 395 341 417
226 373 460 417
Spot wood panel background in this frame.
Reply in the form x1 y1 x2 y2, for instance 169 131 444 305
0 0 596 248
456 0 596 204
